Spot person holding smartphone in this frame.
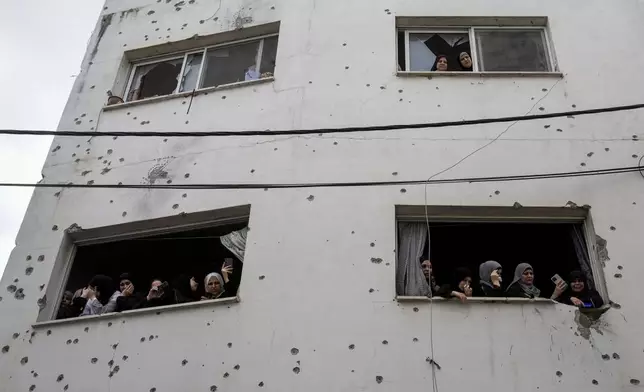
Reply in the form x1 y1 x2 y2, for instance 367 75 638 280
554 270 604 308
203 259 236 300
478 260 505 297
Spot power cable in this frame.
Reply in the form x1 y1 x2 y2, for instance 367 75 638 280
1 103 643 138
0 165 639 190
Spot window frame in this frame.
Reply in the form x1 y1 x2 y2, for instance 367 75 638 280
394 205 608 302
123 33 278 102
35 205 251 325
399 26 557 74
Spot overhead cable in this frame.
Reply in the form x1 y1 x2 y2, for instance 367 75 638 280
0 165 640 190
1 103 644 138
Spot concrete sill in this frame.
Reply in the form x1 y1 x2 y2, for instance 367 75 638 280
102 77 275 112
397 296 556 304
32 296 239 329
397 71 564 78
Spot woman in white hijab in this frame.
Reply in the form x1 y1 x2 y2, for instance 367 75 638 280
202 262 234 300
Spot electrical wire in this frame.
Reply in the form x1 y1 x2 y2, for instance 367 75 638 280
0 165 640 190
639 155 644 180
1 103 644 138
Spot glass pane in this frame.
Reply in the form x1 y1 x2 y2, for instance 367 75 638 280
475 30 551 72
409 32 471 71
201 41 261 88
259 36 278 76
127 58 183 101
178 53 203 92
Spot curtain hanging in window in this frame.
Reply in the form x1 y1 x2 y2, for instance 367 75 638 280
397 222 430 296
220 226 249 262
570 224 595 289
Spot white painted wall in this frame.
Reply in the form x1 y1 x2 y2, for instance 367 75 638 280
2 0 644 391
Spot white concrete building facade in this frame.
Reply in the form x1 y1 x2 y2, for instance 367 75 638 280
1 0 644 391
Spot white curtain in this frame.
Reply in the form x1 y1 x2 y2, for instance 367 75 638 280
220 227 249 263
397 222 430 296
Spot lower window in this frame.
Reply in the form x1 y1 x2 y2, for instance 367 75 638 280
54 217 249 320
395 206 607 307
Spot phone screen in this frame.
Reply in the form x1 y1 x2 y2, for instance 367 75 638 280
223 258 233 269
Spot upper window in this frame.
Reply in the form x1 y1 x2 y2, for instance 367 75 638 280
125 35 278 102
398 27 554 73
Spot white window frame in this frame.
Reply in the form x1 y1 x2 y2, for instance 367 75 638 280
124 33 278 102
400 26 557 74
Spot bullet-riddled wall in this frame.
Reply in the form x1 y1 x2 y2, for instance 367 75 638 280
1 0 644 391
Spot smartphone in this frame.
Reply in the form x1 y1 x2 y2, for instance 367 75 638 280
223 258 234 269
551 274 567 288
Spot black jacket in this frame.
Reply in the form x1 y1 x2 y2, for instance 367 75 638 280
115 293 145 312
479 283 505 297
556 288 604 308
56 297 87 319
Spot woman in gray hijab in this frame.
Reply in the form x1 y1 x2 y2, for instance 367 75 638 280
478 260 504 296
506 263 541 298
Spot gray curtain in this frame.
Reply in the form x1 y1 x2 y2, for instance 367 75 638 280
397 222 430 296
570 224 595 289
220 227 249 263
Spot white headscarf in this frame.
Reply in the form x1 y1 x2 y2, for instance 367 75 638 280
204 272 225 298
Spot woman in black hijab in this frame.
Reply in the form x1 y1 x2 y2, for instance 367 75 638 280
115 273 145 312
172 274 200 304
554 270 604 308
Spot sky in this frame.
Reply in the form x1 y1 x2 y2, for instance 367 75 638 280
0 1 103 277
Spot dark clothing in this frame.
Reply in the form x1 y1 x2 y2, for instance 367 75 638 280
506 282 540 299
57 297 87 319
479 283 505 297
556 288 604 308
433 284 453 298
172 274 200 304
115 293 145 312
203 281 237 300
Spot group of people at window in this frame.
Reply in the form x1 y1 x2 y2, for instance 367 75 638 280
418 259 604 308
57 262 238 319
432 52 473 72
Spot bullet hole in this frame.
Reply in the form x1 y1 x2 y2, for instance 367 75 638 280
580 163 586 167
47 330 51 335
345 66 350 69
33 372 38 378
57 374 64 382
150 389 156 392
610 226 616 231
221 96 227 100
52 225 58 231
370 242 375 247
630 379 640 385
348 344 355 350
163 139 168 142
222 372 230 378
494 190 501 195
610 301 621 309
604 147 610 152
2 345 9 353
13 278 18 283
123 211 128 217
413 337 419 342
167 180 172 184
141 337 146 342
12 333 19 339
73 338 79 344
371 257 383 264
633 154 639 159
233 364 240 370
258 382 264 387
413 307 419 312
37 255 44 262
29 385 35 391
376 375 383 384
14 288 25 300
259 275 265 280
87 180 95 185
21 356 29 365
614 273 622 278
382 340 388 345
556 371 562 377
617 265 623 270
306 195 315 201
173 204 179 209
612 353 620 359
572 104 577 108
538 107 545 111
292 367 300 374
113 365 120 373
400 188 407 193
544 125 550 129
592 379 598 385
250 169 255 173
7 285 17 293
369 288 374 293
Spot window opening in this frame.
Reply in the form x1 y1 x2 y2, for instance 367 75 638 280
399 27 554 73
127 58 183 101
396 221 604 307
56 222 248 320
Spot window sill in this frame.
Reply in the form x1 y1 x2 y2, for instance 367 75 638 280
103 77 275 112
397 296 556 304
32 296 239 329
397 71 563 78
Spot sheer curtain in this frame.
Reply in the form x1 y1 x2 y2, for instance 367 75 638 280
220 227 249 262
570 224 595 289
397 222 430 296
